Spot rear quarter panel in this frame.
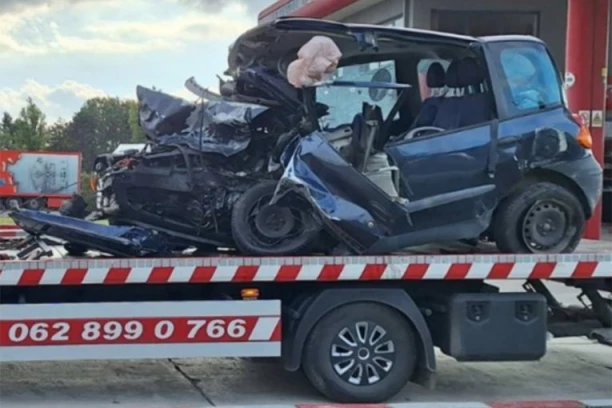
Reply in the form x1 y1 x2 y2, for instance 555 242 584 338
495 107 586 196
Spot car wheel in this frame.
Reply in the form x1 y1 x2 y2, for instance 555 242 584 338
493 182 585 254
6 198 22 210
302 302 418 403
231 181 319 256
59 195 88 219
26 198 45 211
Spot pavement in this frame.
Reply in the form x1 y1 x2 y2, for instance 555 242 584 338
0 336 611 408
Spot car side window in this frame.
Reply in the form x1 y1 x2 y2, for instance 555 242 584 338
316 61 398 129
493 42 563 115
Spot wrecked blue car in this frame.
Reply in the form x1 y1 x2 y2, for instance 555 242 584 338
10 18 603 257
263 18 603 255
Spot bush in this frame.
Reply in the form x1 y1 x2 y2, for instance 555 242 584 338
79 171 97 210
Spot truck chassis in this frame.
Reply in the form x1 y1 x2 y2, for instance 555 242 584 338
1 237 611 403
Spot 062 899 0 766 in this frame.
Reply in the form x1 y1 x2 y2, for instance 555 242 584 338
3 316 256 346
0 300 282 361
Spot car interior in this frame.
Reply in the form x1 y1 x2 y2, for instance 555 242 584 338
311 43 496 202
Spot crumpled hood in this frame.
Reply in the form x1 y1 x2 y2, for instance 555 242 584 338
136 85 270 157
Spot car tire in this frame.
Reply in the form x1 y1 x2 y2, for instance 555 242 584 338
59 195 88 219
231 181 319 256
493 182 585 254
302 302 418 403
65 243 88 256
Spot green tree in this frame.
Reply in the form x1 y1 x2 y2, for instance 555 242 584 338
64 97 134 169
126 100 146 143
0 112 15 149
11 98 48 150
46 120 70 151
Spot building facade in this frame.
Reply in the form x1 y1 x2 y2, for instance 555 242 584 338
258 0 611 239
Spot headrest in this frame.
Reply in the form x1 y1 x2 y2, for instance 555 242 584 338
426 62 446 88
457 57 485 87
445 60 461 88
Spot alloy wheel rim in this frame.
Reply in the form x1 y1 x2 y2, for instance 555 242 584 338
330 321 396 386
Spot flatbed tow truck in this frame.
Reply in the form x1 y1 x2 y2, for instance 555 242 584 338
0 234 611 403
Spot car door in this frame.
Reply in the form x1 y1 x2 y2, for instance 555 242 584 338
385 123 498 235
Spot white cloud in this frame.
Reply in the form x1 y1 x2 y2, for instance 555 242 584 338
0 80 107 122
0 0 255 57
85 5 252 43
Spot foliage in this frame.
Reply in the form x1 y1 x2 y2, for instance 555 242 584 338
79 171 97 209
0 98 48 150
0 95 147 171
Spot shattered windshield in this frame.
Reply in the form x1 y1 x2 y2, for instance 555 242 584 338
316 60 399 129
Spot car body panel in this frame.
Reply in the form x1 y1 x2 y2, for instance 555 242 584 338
495 107 602 214
137 85 270 158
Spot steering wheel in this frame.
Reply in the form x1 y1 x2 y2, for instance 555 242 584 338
394 126 445 142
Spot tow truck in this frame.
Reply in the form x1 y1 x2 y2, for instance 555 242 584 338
0 235 610 403
1 19 611 404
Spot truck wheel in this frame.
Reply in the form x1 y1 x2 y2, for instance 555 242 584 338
231 181 319 255
26 198 44 210
6 198 22 210
493 182 584 254
302 302 417 403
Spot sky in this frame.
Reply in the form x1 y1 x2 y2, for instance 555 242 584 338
0 0 276 123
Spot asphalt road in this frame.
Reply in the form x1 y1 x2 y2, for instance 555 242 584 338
0 337 610 408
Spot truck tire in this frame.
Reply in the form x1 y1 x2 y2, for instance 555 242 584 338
302 302 417 403
6 197 22 210
26 198 44 210
493 182 584 254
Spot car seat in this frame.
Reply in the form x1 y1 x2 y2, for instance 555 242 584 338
348 104 401 197
459 57 492 125
431 58 492 130
411 62 447 128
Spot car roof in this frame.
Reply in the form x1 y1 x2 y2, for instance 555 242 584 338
329 20 477 42
478 34 545 44
226 18 547 75
274 18 546 45
321 20 546 45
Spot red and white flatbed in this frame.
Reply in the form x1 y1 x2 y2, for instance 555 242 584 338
0 238 610 403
